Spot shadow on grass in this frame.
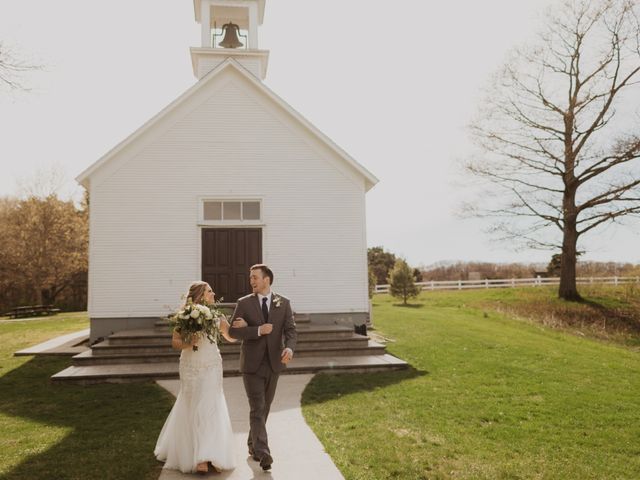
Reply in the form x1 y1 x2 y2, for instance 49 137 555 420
0 356 174 480
391 303 424 308
301 366 427 406
578 298 640 333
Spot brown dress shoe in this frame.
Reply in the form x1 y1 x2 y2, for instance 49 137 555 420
260 453 273 471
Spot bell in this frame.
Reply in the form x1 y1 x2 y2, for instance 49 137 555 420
218 22 244 49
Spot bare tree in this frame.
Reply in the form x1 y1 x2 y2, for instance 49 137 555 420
466 0 640 301
0 41 41 91
16 164 69 199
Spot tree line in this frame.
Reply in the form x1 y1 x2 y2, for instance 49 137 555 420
0 194 88 313
421 259 640 281
368 245 640 305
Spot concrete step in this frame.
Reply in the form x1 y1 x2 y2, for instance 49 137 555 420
153 313 311 329
91 334 370 356
72 340 387 365
52 354 408 384
111 325 354 345
73 349 180 365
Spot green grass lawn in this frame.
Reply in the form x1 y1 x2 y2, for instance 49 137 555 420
451 284 640 347
2 287 639 479
0 313 175 480
302 288 640 480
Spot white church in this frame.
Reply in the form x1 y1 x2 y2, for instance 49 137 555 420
76 0 379 343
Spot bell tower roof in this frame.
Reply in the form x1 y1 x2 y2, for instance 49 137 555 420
190 0 269 81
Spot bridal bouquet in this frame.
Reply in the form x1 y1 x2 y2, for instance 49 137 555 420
169 299 224 351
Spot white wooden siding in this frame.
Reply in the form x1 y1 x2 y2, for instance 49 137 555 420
196 57 262 79
88 68 369 318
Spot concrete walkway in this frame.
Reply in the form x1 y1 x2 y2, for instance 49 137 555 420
156 374 344 480
14 328 89 356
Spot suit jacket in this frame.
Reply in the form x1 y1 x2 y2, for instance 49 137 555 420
228 292 297 374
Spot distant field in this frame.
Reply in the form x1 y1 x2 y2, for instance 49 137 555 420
303 288 640 479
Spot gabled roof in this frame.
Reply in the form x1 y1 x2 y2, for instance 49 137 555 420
76 58 379 191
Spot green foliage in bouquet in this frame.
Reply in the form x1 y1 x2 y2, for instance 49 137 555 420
169 299 224 351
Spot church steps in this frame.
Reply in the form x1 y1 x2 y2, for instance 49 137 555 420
90 334 371 355
72 340 387 365
52 318 409 383
152 313 311 329
109 325 355 345
51 353 408 385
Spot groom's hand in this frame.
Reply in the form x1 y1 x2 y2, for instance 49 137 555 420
259 324 273 335
281 348 293 364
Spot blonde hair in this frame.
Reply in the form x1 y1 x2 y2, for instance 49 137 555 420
184 281 209 306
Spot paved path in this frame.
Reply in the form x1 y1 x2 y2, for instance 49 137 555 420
14 328 89 356
156 374 344 480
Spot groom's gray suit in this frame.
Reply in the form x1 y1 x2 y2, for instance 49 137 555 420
228 292 297 459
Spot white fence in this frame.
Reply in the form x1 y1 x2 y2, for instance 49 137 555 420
374 276 640 294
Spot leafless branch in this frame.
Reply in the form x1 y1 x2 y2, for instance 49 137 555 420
0 41 42 91
464 0 640 295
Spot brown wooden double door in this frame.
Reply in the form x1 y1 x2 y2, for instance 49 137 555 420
202 228 262 303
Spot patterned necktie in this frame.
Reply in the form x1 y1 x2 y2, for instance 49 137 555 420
261 297 269 323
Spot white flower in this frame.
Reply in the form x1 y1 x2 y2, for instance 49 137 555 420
190 309 200 319
205 310 213 320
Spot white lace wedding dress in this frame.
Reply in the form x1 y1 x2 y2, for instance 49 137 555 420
154 336 236 473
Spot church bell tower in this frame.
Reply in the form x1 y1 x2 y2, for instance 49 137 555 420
191 0 269 80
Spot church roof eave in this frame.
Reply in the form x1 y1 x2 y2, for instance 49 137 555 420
75 58 378 191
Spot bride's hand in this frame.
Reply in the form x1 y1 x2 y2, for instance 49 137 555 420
219 316 241 343
232 318 248 328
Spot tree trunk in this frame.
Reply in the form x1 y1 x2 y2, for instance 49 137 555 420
559 108 581 302
559 193 581 301
49 283 68 305
35 286 44 306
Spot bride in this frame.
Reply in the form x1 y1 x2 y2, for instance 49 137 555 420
155 281 245 474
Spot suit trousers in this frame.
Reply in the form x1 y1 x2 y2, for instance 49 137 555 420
243 354 280 457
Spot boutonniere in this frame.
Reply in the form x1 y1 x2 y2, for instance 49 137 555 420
272 294 282 308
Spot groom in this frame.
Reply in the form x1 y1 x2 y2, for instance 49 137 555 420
229 264 297 471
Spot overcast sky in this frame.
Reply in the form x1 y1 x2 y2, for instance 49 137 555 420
1 0 638 267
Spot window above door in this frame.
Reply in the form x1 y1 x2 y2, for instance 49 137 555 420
200 199 262 225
